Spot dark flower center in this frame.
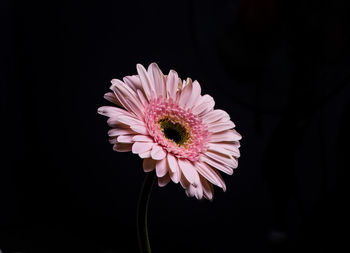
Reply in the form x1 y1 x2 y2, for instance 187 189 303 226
159 118 188 145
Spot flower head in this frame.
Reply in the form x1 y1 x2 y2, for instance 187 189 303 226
98 63 241 200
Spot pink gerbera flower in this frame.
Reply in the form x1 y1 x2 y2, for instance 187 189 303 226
98 63 241 200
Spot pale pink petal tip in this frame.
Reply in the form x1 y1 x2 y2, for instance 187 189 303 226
98 63 241 200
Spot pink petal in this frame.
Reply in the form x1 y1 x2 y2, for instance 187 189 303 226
110 79 137 112
232 157 238 168
192 95 215 116
111 79 144 118
123 75 142 91
112 115 144 126
179 79 184 87
208 121 235 133
233 141 241 148
211 141 241 149
125 97 145 119
186 183 203 199
207 143 235 157
156 158 169 177
166 70 179 100
116 135 135 143
197 186 204 200
103 92 121 106
130 124 149 135
151 144 166 160
132 135 154 142
195 161 225 189
185 184 196 197
179 170 190 189
97 106 131 118
194 182 204 199
108 137 118 144
209 130 242 142
158 174 171 187
201 109 230 124
113 143 132 152
143 158 156 172
177 159 200 186
205 150 236 168
200 155 233 175
231 129 242 140
132 142 154 154
197 162 226 191
169 171 179 184
108 128 136 137
137 89 148 107
137 64 155 100
185 80 201 109
107 118 128 128
206 118 231 128
167 154 180 183
148 63 166 98
208 143 240 157
200 176 214 200
178 78 193 107
232 149 240 158
139 150 151 158
167 153 178 173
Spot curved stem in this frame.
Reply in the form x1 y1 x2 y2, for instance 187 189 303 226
137 171 156 253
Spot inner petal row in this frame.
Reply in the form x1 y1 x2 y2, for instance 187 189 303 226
145 97 209 161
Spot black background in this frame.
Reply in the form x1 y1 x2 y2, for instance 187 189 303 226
1 0 349 252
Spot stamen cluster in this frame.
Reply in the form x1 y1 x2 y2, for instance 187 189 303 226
145 97 209 161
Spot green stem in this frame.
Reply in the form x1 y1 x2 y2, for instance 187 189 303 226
137 171 156 253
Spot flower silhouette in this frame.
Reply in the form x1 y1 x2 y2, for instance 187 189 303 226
98 63 241 200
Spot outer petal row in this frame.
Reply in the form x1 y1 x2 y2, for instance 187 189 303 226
139 152 224 200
